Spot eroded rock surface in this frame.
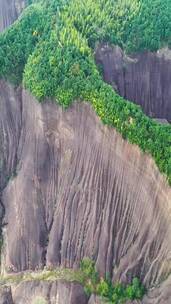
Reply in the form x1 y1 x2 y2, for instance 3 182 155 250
1 1 171 303
0 81 171 303
0 0 26 32
13 280 88 304
0 281 88 304
0 286 13 304
96 45 171 122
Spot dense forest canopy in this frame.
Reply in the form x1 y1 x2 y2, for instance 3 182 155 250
0 0 171 184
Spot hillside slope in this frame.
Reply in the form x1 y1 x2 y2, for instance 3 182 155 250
0 81 171 303
0 0 171 303
96 45 171 122
0 0 170 186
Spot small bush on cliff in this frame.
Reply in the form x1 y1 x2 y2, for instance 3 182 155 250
80 258 99 283
80 258 99 295
0 0 171 185
80 258 146 303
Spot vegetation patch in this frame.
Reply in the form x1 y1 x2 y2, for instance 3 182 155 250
80 258 145 303
0 268 84 286
0 0 171 184
0 259 145 303
32 297 47 304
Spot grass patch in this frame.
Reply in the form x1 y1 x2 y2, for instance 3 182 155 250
0 259 146 303
0 268 84 286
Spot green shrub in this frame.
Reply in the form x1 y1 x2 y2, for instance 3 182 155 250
125 277 146 300
96 278 110 297
0 3 45 84
80 258 99 285
80 258 145 303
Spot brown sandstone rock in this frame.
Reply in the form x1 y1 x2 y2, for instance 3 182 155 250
0 286 13 304
96 44 171 122
0 3 171 302
0 0 26 32
0 81 171 303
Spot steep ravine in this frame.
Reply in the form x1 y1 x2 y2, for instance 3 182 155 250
0 80 171 303
96 45 171 122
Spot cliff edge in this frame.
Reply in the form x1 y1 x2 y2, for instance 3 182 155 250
0 81 171 303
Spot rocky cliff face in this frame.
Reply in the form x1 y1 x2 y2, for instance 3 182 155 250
0 2 171 303
0 80 171 303
96 45 171 122
0 281 88 304
0 0 26 32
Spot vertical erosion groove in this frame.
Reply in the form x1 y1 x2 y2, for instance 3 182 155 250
95 44 171 122
0 81 171 303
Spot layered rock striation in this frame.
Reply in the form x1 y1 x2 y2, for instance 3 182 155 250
0 2 171 302
0 281 88 304
0 0 26 32
96 45 171 122
0 80 171 303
